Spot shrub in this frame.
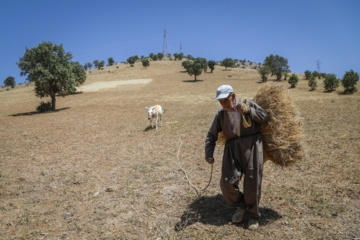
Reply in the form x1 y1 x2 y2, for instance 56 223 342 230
324 74 340 91
341 69 359 94
308 75 317 91
312 71 320 79
141 59 150 69
304 70 312 80
288 74 299 88
37 101 52 112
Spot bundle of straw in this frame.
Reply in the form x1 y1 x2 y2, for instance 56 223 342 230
217 83 304 167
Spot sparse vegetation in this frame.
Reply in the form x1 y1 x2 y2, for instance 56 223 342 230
1 62 359 239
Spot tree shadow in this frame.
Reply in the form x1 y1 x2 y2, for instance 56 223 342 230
182 80 204 83
58 91 83 96
175 194 282 231
9 107 70 117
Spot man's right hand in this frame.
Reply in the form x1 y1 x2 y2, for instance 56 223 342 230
206 158 214 164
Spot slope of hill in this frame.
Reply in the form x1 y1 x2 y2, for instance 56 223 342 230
0 61 359 239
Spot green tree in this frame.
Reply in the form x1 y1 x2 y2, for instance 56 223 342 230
141 59 150 69
183 58 206 81
93 60 104 69
288 74 299 88
304 70 312 80
258 66 271 82
17 41 86 110
4 76 16 88
93 60 99 69
107 57 115 66
127 56 137 67
341 69 359 93
208 60 216 73
312 71 320 79
222 58 235 70
84 62 93 70
182 60 193 70
264 54 289 81
186 54 194 60
308 75 317 91
157 53 164 61
324 74 340 92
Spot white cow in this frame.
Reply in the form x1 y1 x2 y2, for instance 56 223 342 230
145 105 163 129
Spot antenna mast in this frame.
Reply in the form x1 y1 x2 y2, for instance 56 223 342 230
163 28 169 56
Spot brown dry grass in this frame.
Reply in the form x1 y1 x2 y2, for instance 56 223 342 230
0 61 359 239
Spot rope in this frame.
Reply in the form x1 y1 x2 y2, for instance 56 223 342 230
175 131 213 196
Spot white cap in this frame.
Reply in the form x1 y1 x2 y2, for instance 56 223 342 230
215 85 234 101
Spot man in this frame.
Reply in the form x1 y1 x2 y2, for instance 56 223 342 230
205 85 268 230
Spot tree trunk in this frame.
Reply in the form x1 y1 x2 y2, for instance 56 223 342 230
194 75 197 82
51 94 56 110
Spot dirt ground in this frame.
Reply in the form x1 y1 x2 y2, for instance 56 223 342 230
0 61 359 239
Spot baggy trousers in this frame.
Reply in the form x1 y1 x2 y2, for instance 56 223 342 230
220 133 264 219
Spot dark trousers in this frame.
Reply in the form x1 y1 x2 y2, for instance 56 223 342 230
220 134 264 219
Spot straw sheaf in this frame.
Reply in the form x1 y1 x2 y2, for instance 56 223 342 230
217 83 305 167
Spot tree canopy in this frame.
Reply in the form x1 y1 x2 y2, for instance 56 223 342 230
182 57 207 81
264 54 289 81
208 60 216 73
17 41 86 110
222 58 235 70
4 76 16 88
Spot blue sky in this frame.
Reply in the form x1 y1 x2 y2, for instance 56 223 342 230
1 0 359 85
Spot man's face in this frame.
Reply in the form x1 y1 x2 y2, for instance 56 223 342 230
219 93 236 111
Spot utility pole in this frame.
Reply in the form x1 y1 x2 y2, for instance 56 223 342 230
180 43 182 54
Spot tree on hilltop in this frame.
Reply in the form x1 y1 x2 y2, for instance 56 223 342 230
17 41 86 110
222 58 235 70
4 76 16 88
108 57 115 66
127 56 138 67
264 54 289 81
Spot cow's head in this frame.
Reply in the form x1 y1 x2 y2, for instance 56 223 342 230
145 106 155 120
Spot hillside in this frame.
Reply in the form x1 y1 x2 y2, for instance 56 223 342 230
0 61 359 239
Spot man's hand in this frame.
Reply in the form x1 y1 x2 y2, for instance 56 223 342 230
236 102 250 113
206 158 214 164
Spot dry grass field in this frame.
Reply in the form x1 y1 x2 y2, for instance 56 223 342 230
1 61 359 239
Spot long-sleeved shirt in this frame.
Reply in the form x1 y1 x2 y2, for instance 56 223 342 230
205 98 269 159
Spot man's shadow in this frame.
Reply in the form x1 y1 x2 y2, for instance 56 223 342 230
175 194 282 231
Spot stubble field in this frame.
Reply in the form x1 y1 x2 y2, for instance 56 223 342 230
0 61 359 239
